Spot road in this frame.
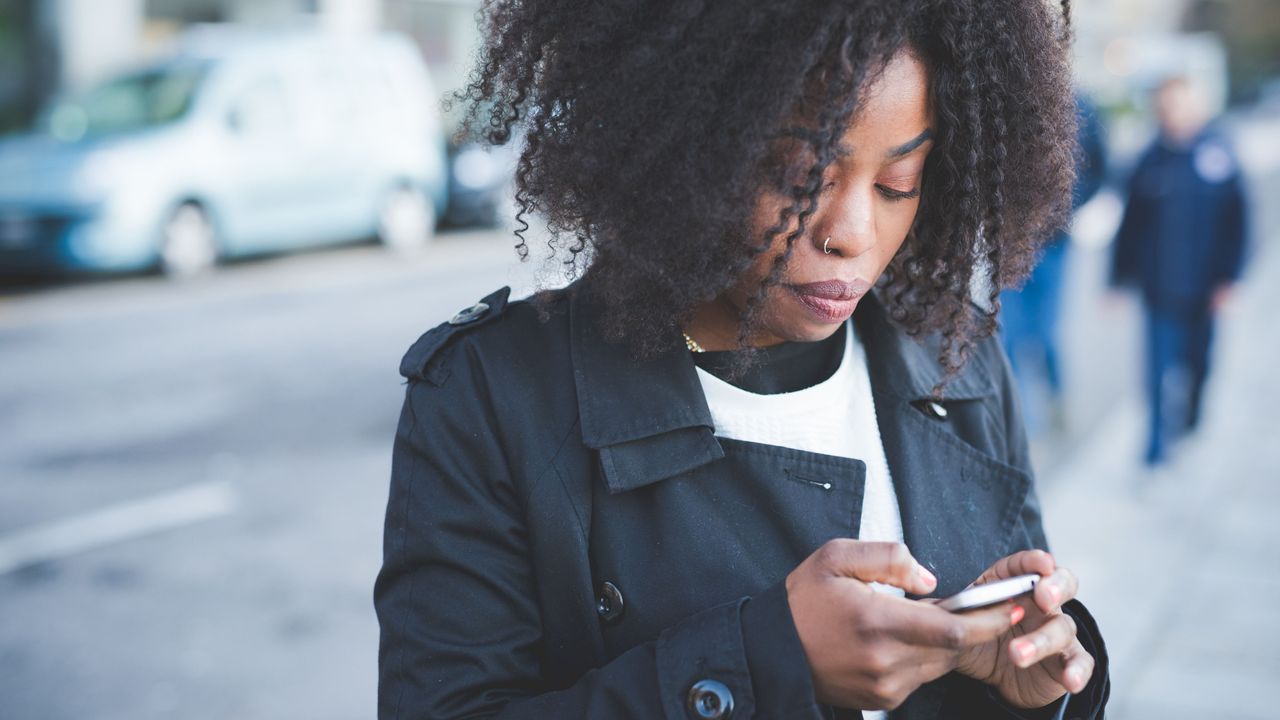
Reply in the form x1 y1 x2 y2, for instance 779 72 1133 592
1 114 1276 718
0 230 546 720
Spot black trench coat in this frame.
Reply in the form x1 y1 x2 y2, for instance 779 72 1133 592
375 283 1110 720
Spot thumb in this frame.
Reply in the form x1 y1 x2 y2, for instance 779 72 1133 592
818 539 937 595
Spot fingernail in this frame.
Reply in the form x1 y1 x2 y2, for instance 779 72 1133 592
1067 666 1085 689
1046 584 1062 605
1010 606 1025 625
917 565 936 588
1014 640 1035 664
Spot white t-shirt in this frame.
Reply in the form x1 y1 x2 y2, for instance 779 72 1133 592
693 321 904 720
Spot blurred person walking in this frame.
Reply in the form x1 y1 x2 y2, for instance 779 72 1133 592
1000 93 1106 437
1110 76 1248 468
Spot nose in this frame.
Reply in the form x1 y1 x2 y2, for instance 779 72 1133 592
814 186 876 258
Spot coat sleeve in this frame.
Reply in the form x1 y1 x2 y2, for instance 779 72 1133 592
1109 159 1149 290
1212 169 1248 288
375 345 828 719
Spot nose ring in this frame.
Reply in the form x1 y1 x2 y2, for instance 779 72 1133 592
823 236 832 254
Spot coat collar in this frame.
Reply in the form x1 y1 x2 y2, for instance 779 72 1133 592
568 284 725 494
569 284 716 450
851 291 997 403
568 284 997 494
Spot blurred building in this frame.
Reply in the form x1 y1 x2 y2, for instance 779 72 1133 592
1074 0 1226 108
1072 0 1202 159
0 0 482 135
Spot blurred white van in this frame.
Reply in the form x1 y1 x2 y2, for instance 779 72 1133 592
0 26 447 276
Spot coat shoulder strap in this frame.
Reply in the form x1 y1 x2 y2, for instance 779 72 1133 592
399 286 512 385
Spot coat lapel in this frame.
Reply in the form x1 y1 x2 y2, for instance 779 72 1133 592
854 293 1031 720
875 401 1031 595
854 292 1030 595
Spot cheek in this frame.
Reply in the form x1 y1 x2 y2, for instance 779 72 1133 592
740 198 800 275
884 204 918 248
747 193 795 244
878 199 921 257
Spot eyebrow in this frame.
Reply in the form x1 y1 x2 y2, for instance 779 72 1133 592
832 128 933 160
887 128 933 158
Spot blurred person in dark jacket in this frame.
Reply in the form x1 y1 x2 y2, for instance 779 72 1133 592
1111 76 1248 468
1000 93 1107 436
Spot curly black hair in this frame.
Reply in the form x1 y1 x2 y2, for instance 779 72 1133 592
452 0 1077 389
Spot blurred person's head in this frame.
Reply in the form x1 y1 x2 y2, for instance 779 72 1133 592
456 0 1077 380
1154 76 1210 145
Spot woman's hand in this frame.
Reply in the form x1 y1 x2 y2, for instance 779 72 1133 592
786 539 1020 710
954 550 1095 709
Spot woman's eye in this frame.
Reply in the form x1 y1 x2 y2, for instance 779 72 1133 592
876 183 920 201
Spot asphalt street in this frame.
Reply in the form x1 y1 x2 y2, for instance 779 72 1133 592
0 115 1275 719
0 230 549 720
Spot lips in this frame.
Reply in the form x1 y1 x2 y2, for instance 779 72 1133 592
791 279 873 300
788 279 873 323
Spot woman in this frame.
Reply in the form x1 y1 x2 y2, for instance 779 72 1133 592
376 1 1110 718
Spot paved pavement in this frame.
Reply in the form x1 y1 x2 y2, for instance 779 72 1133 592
1038 129 1280 718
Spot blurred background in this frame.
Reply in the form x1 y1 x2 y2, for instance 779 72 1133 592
0 1 1276 718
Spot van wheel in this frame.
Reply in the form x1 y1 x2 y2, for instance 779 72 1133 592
160 203 218 277
378 186 435 253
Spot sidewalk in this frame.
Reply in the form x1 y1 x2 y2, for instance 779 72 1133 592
1039 164 1280 718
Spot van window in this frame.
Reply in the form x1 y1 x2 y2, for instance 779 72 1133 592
228 75 292 137
44 61 209 139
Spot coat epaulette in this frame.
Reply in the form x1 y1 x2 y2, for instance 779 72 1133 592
399 286 512 385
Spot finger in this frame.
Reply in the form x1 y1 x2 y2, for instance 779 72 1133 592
890 598 1020 650
1034 638 1095 695
978 549 1055 584
1060 640 1096 694
819 539 937 595
1008 613 1078 669
1033 567 1079 614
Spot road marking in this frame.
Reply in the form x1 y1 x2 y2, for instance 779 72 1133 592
0 481 238 576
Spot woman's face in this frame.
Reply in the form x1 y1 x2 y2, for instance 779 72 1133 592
694 48 934 348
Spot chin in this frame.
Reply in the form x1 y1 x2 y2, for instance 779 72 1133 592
775 314 846 343
750 290 856 345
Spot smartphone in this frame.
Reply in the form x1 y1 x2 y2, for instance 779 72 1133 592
937 574 1039 612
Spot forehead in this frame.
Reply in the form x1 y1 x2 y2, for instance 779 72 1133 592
841 49 933 145
781 48 933 148
763 47 934 169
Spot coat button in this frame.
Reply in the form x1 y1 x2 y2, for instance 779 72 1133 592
686 679 734 719
596 581 624 624
449 302 490 325
923 400 948 419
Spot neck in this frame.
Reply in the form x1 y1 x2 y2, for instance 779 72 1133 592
685 296 785 351
1162 124 1205 148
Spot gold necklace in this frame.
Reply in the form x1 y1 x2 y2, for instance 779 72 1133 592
682 331 706 353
